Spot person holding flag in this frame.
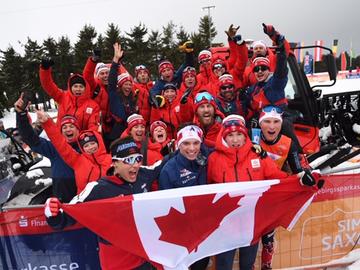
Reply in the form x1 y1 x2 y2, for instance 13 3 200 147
44 136 164 270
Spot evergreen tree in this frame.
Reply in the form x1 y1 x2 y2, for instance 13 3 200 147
177 26 190 45
95 34 105 54
103 23 122 62
161 21 177 62
198 15 217 48
23 38 42 105
74 24 97 72
147 30 163 78
56 36 74 89
125 23 150 74
0 47 24 106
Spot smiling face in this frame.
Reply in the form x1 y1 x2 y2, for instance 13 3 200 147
260 118 282 141
224 131 246 148
196 103 215 127
178 139 201 160
254 65 270 82
184 75 196 88
113 158 142 183
121 81 133 96
61 123 79 143
71 83 86 96
152 126 167 143
163 88 177 103
82 141 99 154
130 124 146 142
98 69 109 85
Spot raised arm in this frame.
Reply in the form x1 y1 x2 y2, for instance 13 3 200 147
39 58 64 103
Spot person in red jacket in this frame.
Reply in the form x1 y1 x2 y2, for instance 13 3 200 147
178 66 202 99
150 83 182 140
180 91 224 148
208 114 320 270
147 120 170 166
133 65 154 124
39 58 100 132
120 114 147 149
37 111 112 194
196 50 213 88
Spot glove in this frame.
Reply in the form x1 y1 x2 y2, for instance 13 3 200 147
155 95 165 108
160 139 175 156
250 118 259 129
262 23 276 37
44 197 62 218
233 35 244 45
298 169 317 187
225 24 240 39
179 41 194 53
92 48 101 62
41 57 55 70
251 144 267 159
180 88 192 104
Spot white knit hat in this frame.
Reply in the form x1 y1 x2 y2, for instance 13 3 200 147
176 125 203 148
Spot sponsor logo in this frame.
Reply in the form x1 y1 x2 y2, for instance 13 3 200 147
21 262 79 270
85 107 93 114
180 169 192 178
19 216 28 227
251 159 260 168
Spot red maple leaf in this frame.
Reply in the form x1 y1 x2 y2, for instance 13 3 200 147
154 193 243 253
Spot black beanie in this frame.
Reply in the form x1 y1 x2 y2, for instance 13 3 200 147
110 136 140 159
78 132 98 149
69 75 86 88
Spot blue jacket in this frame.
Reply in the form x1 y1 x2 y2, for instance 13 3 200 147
158 146 212 190
16 112 78 202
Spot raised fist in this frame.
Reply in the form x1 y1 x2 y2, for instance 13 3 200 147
44 197 62 218
225 24 240 39
41 57 55 70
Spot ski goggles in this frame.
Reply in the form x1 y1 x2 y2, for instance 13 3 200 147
213 63 224 70
253 65 269 73
194 92 214 104
199 58 211 65
113 154 143 165
135 65 147 71
262 105 283 114
223 119 243 128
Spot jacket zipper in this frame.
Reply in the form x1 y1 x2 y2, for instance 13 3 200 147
234 150 239 181
247 168 253 181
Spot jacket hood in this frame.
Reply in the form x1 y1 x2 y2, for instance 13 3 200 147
214 126 253 165
77 130 109 163
67 73 92 101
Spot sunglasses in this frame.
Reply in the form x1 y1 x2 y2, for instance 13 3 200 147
262 105 283 114
194 92 214 104
220 84 234 90
253 65 269 73
113 154 143 165
213 63 224 70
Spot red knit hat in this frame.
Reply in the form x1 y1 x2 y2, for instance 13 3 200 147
198 50 212 63
252 57 270 69
158 60 174 74
60 115 79 130
150 120 167 135
193 91 217 113
222 114 247 139
219 74 234 88
117 73 133 87
127 114 146 132
182 66 197 80
135 65 150 78
78 131 98 149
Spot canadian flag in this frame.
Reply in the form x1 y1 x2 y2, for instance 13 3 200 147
62 177 316 270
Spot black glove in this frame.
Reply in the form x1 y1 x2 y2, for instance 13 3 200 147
41 57 55 70
180 88 192 104
298 169 316 186
92 48 101 62
233 35 244 45
251 145 267 159
262 23 276 37
160 139 175 156
250 118 259 129
150 95 159 108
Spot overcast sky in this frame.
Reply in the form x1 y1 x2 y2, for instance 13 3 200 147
0 0 358 57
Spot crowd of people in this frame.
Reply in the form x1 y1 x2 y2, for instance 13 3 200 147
12 23 323 270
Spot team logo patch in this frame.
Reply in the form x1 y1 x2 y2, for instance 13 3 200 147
86 107 93 114
251 159 260 168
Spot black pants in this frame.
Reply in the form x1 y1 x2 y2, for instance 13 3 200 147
134 262 154 270
190 256 210 270
215 243 259 270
